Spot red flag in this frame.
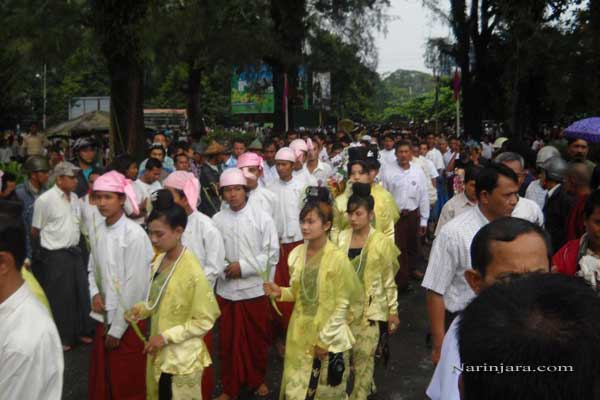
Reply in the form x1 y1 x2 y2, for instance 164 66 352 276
283 73 288 111
453 68 461 101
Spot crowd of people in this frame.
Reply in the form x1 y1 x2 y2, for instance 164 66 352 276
2 123 600 400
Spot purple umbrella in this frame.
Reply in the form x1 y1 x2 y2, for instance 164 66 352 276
564 117 600 143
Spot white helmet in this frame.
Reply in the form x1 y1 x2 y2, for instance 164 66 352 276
536 146 560 167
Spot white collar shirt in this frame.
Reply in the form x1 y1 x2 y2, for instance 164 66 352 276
379 148 397 169
31 185 81 250
0 283 63 400
434 192 477 236
308 160 333 184
261 163 278 186
131 179 162 224
512 196 544 226
292 165 318 187
426 315 461 400
79 194 104 241
248 185 279 221
212 204 280 301
183 211 227 288
525 179 547 210
266 176 307 243
426 148 445 170
87 214 154 339
319 147 330 163
381 163 430 226
422 206 489 312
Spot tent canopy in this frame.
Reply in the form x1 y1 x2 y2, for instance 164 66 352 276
45 111 110 138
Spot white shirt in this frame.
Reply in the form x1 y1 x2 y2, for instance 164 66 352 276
0 284 63 400
525 179 547 210
319 147 330 163
481 142 493 159
381 163 430 226
267 176 307 243
79 194 104 242
512 196 544 226
292 165 318 187
0 146 12 163
132 179 162 224
379 148 397 169
414 156 439 206
435 192 477 236
426 315 461 400
183 211 226 288
32 185 81 250
249 185 279 221
308 160 333 184
442 150 455 168
426 148 445 171
88 214 154 339
422 206 488 312
213 203 280 301
261 163 278 186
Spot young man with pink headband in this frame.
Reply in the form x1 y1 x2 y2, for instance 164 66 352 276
237 152 278 221
212 168 279 400
289 138 318 187
87 170 154 400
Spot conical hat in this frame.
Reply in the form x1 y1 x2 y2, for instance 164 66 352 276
203 140 226 155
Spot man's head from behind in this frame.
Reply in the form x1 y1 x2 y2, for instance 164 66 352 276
459 273 600 400
465 217 550 294
0 216 26 300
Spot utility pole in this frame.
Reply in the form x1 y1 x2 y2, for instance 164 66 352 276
43 63 47 130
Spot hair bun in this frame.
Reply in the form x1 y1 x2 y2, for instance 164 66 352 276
304 186 332 206
351 182 371 198
151 189 175 211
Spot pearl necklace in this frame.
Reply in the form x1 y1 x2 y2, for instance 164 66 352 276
143 246 186 311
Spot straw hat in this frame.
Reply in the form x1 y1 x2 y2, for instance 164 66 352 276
203 140 226 155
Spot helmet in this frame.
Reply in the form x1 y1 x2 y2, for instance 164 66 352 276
536 146 560 167
541 156 568 182
73 137 97 152
23 155 50 173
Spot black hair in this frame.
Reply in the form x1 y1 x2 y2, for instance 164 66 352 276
0 215 26 270
108 154 136 176
394 140 411 152
175 140 191 151
347 182 374 213
1 172 16 192
89 167 105 177
464 165 483 183
145 157 163 171
584 189 600 219
470 217 551 277
148 189 188 230
263 139 276 150
347 160 368 176
383 133 394 141
148 144 166 158
174 153 189 163
567 137 587 146
331 142 344 152
300 186 333 230
475 163 519 198
152 132 167 142
232 137 246 146
458 273 600 400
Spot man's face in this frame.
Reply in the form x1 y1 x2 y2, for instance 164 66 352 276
233 142 246 158
465 232 549 294
585 207 600 248
568 139 589 161
308 145 319 161
276 160 293 180
383 137 395 151
32 171 50 186
480 175 519 218
95 191 124 218
153 134 167 147
419 144 429 157
222 185 246 210
57 175 78 193
439 140 448 153
396 145 412 165
145 167 161 184
464 180 477 202
79 147 96 164
263 145 276 162
175 156 190 171
150 149 164 162
451 139 460 153
427 135 435 148
502 160 525 186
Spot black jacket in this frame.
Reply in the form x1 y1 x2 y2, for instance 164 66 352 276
199 162 222 217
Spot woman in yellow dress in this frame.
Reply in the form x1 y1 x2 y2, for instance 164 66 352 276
334 183 401 399
127 189 220 400
331 147 399 242
264 187 363 400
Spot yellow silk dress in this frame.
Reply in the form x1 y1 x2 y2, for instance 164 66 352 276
335 228 400 400
132 248 220 400
331 183 400 243
278 240 363 400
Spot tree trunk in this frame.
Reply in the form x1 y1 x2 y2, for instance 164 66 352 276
108 61 145 160
271 62 286 134
187 66 206 138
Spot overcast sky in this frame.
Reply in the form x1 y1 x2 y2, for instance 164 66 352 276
375 0 450 75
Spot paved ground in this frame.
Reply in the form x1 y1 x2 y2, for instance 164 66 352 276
63 280 433 400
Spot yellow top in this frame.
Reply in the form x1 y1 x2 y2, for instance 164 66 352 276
280 240 364 354
335 228 400 321
331 182 400 243
22 268 51 314
134 248 220 381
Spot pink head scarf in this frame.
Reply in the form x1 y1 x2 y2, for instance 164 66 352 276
163 171 200 210
275 147 296 163
237 152 263 180
93 171 139 215
220 168 247 187
289 139 308 162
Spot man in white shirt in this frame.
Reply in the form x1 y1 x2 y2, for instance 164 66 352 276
495 152 545 226
426 217 550 400
379 133 397 171
31 161 92 351
260 139 279 186
213 168 279 400
289 138 318 187
426 134 445 172
435 166 480 236
87 171 154 400
422 163 520 365
132 157 163 225
0 216 63 400
381 141 430 289
412 142 439 207
237 152 279 221
306 138 333 184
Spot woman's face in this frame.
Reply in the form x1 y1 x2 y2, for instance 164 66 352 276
348 205 372 231
148 217 182 253
300 209 330 241
349 163 369 184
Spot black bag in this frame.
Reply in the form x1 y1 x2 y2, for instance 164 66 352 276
327 352 345 386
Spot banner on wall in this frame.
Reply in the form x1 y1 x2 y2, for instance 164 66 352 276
231 64 274 114
312 72 331 111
